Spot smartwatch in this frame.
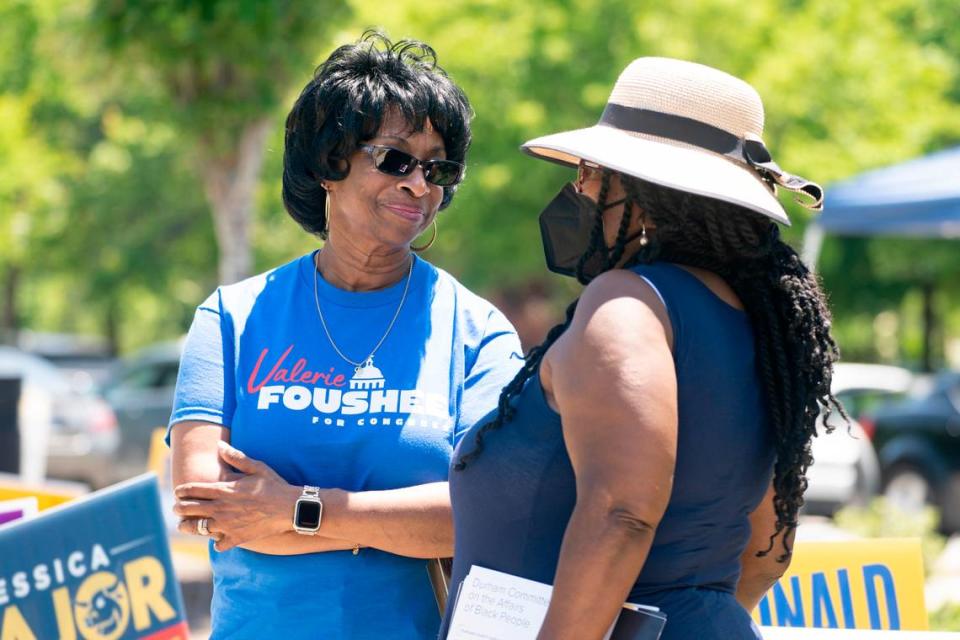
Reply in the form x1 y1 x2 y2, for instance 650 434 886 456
293 486 323 535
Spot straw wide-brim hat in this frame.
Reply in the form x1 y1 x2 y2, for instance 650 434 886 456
521 57 823 226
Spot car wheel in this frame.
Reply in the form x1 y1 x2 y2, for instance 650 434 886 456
941 473 960 534
883 464 933 514
849 463 872 508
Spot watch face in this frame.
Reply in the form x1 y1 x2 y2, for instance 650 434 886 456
296 500 322 529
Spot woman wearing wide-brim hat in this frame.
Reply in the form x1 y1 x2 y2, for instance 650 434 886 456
441 58 846 639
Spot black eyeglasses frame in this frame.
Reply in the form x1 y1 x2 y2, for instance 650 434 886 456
360 145 465 187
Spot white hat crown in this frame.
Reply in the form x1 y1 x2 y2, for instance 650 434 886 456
521 56 823 225
608 57 765 142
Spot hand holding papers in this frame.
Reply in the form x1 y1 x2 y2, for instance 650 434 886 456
607 602 667 640
447 565 665 640
447 566 552 638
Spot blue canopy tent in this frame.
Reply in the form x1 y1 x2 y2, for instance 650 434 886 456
802 146 960 370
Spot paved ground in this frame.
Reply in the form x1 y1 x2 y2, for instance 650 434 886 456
926 535 960 611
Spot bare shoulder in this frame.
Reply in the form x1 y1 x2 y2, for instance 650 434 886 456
570 269 673 350
547 268 678 446
545 269 673 388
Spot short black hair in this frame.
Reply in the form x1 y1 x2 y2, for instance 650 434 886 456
282 30 473 237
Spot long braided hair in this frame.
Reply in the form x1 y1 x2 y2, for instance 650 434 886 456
455 169 846 561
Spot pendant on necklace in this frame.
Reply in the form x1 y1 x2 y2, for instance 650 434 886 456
354 356 381 377
350 356 386 391
356 356 373 375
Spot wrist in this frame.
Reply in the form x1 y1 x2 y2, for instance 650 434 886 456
281 484 301 533
314 488 349 537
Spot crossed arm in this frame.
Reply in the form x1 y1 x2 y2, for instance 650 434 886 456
170 422 453 557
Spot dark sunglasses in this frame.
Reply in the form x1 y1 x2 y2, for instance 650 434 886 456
360 145 465 187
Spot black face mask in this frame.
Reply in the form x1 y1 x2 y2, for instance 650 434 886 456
538 182 627 280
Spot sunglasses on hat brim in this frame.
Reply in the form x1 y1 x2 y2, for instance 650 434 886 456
360 145 465 187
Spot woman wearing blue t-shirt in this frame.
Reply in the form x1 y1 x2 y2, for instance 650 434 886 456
168 32 521 639
441 58 846 639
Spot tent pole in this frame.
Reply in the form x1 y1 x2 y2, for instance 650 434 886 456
801 223 825 271
921 282 935 372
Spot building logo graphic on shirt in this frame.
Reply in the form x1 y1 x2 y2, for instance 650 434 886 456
350 358 384 390
248 345 451 429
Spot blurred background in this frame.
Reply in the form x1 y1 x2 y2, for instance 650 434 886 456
1 0 960 632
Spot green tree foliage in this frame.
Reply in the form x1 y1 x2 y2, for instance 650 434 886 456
87 0 350 284
344 0 959 285
0 1 80 341
2 0 960 359
337 0 960 360
1 1 215 351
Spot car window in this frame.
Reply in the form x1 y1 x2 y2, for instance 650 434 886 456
117 363 171 390
116 366 149 390
948 382 960 415
0 347 72 393
836 389 908 418
157 362 180 388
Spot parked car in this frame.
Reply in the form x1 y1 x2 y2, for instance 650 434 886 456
870 370 960 532
17 330 115 387
100 340 182 478
830 363 917 438
0 346 120 488
803 363 897 515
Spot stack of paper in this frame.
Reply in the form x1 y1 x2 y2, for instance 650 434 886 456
447 565 665 640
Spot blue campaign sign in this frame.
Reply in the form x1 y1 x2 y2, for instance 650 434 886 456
0 474 189 640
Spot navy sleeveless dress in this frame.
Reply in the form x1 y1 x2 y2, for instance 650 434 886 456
440 262 776 640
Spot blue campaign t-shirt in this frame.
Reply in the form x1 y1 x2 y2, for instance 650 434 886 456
169 252 522 640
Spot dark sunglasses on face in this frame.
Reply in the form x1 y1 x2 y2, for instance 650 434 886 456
360 145 465 187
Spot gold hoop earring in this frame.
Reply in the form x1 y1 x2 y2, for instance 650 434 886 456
323 192 331 237
411 220 438 253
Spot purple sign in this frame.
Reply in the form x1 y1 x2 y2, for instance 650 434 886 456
0 510 24 526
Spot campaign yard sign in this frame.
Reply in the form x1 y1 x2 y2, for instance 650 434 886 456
0 498 37 527
753 539 928 631
0 474 189 640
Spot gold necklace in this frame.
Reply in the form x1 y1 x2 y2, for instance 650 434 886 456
312 253 414 375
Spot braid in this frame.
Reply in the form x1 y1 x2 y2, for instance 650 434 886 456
453 298 579 470
455 169 619 469
622 176 846 561
457 168 844 564
574 171 613 285
702 205 727 256
605 196 636 269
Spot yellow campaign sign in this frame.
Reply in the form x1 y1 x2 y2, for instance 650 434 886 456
0 480 84 511
147 427 171 485
753 539 927 631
